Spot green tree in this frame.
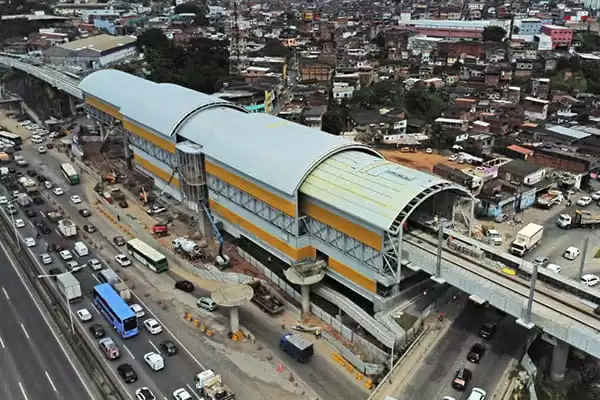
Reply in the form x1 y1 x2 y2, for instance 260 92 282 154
322 110 346 135
577 32 600 53
482 26 507 42
261 39 289 57
174 2 208 26
136 28 169 51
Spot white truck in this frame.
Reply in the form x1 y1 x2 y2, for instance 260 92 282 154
173 237 203 260
557 210 600 229
97 269 131 301
56 272 82 303
58 219 77 238
21 178 38 194
483 228 503 245
510 223 544 257
194 370 235 400
114 282 131 302
537 190 563 208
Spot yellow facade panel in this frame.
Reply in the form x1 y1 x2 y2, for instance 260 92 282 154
329 258 377 294
133 153 180 188
85 96 122 120
301 202 382 250
209 200 312 260
123 120 176 154
205 161 296 217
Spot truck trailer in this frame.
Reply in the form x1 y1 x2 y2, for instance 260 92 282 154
279 333 314 363
58 219 77 238
510 223 544 257
248 280 285 316
56 272 82 303
557 210 600 229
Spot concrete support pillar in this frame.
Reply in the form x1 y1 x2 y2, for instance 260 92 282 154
550 340 569 382
300 284 311 316
68 96 76 115
229 307 240 334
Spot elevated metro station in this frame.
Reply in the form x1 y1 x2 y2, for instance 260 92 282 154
78 70 472 311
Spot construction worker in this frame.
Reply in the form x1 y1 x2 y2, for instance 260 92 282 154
438 311 445 321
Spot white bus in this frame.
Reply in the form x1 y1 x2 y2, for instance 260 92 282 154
126 239 168 273
60 163 80 184
0 131 22 146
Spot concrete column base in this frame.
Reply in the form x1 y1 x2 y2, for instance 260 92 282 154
300 284 311 316
550 340 569 382
229 306 239 334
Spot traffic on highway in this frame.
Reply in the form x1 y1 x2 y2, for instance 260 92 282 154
0 152 226 400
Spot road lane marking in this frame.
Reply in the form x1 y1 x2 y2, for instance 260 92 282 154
123 344 135 360
20 323 30 340
148 339 160 354
0 336 5 349
187 384 202 400
2 287 9 300
38 211 44 218
91 273 100 283
44 371 57 393
18 382 28 400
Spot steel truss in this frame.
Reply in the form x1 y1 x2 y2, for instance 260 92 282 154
303 217 382 271
207 175 295 234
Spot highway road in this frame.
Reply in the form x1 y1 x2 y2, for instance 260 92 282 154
0 231 94 400
395 303 529 400
0 163 210 399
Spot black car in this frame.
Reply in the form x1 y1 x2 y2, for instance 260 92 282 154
174 280 194 293
467 344 486 363
117 363 137 383
25 209 35 218
83 224 97 233
8 167 15 174
35 222 51 234
26 170 36 177
89 324 106 338
79 208 91 217
51 243 64 252
48 268 62 279
36 175 46 183
159 340 178 356
479 322 498 339
33 196 44 205
452 368 472 391
113 236 126 246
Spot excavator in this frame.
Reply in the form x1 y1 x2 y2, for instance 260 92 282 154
146 167 178 214
139 185 149 205
152 216 173 237
202 204 230 268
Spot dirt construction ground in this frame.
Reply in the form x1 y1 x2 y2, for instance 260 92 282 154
380 149 461 173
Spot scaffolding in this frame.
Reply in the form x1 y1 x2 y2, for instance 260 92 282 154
227 0 248 75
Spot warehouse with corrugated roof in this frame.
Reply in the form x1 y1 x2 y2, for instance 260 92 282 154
78 70 471 308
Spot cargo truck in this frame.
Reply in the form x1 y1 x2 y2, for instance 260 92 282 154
56 272 82 303
194 370 235 400
248 280 285 316
58 219 77 238
279 333 314 363
97 269 131 301
16 194 32 208
21 178 38 194
537 190 563 209
46 210 63 223
510 223 544 257
557 210 600 229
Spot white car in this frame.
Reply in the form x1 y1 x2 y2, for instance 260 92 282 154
581 274 600 287
44 180 53 189
546 264 562 274
24 237 36 247
143 318 163 335
564 246 581 260
130 304 145 318
115 254 132 267
18 120 31 127
0 196 7 205
135 387 156 400
16 159 28 166
31 135 43 144
467 388 486 400
76 308 93 322
70 195 82 204
37 146 47 154
59 249 73 261
143 352 165 371
172 388 193 400
87 258 103 271
592 191 600 201
14 218 25 228
577 196 592 207
53 187 64 196
40 253 52 265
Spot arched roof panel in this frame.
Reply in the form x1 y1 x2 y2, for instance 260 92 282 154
176 107 382 196
300 151 471 231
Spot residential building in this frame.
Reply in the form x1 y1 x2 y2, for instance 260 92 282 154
518 18 542 35
523 97 549 121
540 25 573 49
498 159 546 186
299 60 333 83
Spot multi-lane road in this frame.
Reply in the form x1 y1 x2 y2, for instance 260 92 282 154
0 232 93 400
0 162 210 399
395 303 529 400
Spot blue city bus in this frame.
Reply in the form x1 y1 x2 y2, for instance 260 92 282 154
92 283 139 339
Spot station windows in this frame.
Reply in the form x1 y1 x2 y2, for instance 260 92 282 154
127 134 177 167
85 105 117 125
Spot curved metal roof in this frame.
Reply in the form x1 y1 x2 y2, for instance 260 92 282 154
300 151 472 231
78 70 245 137
176 107 382 196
